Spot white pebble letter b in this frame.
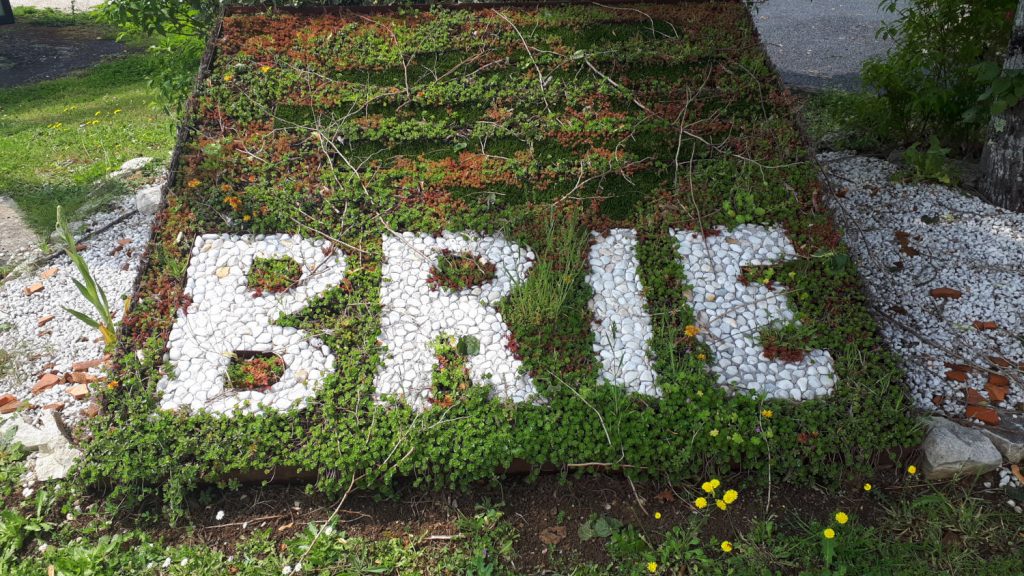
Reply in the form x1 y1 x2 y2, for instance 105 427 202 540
375 231 537 411
159 234 347 415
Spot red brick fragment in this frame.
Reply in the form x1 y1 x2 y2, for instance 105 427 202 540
32 373 62 395
929 287 962 299
42 402 65 412
39 267 59 280
966 404 1000 426
24 283 44 296
973 321 999 330
0 394 17 407
71 358 104 372
945 370 968 383
37 315 55 327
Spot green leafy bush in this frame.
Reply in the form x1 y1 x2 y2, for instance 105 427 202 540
863 0 1020 151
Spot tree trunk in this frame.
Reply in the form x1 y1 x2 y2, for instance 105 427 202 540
980 1 1024 212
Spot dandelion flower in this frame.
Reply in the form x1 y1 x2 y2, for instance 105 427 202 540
684 324 700 338
187 179 201 189
715 499 727 511
694 497 708 509
260 65 272 73
723 489 738 504
720 541 733 553
907 465 917 475
647 561 657 573
654 512 662 520
863 483 872 492
823 528 836 539
223 74 234 82
701 481 715 493
835 512 848 525
761 409 773 418
710 479 720 490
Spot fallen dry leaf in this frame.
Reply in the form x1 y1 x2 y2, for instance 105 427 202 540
538 526 566 546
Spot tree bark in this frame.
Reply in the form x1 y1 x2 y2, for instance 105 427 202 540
980 1 1024 212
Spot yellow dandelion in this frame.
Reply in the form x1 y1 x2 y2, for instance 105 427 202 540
710 479 720 490
647 561 657 573
835 512 848 525
701 481 715 494
694 497 708 509
907 465 917 475
260 65 272 73
720 541 733 553
107 381 120 390
223 74 234 82
684 324 700 338
187 179 201 189
823 528 836 539
863 483 872 492
715 499 727 511
243 214 252 222
654 512 662 520
761 409 773 418
723 489 738 504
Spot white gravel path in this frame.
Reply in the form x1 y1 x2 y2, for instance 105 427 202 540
820 152 1024 419
0 195 154 424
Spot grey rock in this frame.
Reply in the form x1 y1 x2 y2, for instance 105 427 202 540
135 183 163 215
34 443 82 482
922 417 1003 480
980 410 1024 463
108 156 153 179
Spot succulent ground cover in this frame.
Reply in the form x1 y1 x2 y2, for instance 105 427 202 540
82 2 916 513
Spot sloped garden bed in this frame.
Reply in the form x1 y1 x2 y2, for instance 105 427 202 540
80 1 915 509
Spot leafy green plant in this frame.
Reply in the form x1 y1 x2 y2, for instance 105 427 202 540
578 514 623 542
55 206 117 347
723 190 767 226
225 353 285 390
428 250 497 292
863 0 1020 150
247 257 303 295
900 136 959 185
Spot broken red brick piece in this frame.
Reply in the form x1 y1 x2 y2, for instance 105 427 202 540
988 373 1010 387
945 370 968 383
37 315 55 327
0 402 22 415
69 372 98 384
931 395 945 407
0 394 17 407
986 380 1009 403
966 387 987 405
966 404 1000 426
118 238 132 247
42 402 65 412
80 403 101 418
929 287 962 299
32 373 62 395
944 362 973 373
67 384 90 401
71 358 104 372
39 267 59 280
987 356 1012 368
972 321 999 330
23 283 44 296
75 242 87 252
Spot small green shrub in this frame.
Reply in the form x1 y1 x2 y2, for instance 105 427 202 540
226 353 285 390
863 0 1019 151
899 136 959 185
428 250 497 292
247 257 303 295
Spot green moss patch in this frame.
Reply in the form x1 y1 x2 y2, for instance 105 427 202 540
247 256 302 295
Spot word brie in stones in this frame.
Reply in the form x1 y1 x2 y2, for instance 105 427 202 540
159 225 835 416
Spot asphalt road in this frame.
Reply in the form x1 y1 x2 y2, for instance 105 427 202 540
752 0 902 91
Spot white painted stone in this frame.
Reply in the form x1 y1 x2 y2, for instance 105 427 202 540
158 234 346 415
586 229 658 396
671 225 836 400
375 231 536 411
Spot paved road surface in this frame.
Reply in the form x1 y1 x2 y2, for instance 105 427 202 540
752 0 901 91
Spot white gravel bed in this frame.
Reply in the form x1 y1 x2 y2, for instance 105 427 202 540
820 152 1024 418
0 196 153 425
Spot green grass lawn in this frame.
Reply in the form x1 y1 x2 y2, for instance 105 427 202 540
0 51 174 234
